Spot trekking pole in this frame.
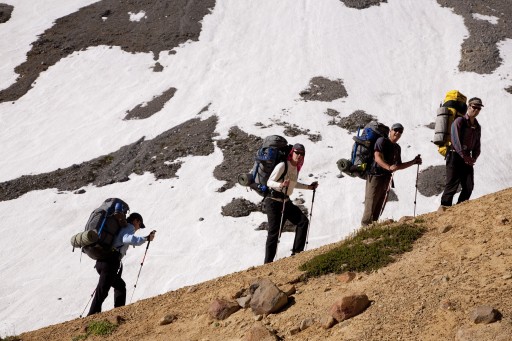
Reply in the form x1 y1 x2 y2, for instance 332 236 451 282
129 231 155 304
79 288 96 318
413 163 420 217
379 173 394 219
304 188 316 251
277 187 288 243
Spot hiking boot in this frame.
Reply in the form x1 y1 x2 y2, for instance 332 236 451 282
437 205 448 213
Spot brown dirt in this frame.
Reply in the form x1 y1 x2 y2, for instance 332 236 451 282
19 187 512 341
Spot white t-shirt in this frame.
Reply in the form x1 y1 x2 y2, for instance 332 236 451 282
267 161 308 197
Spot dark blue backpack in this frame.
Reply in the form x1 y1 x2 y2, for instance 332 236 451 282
337 121 389 179
238 135 292 196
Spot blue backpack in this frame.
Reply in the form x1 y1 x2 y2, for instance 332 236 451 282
238 135 292 196
337 121 389 179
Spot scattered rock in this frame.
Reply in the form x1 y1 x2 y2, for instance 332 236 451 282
470 305 501 324
336 272 356 284
159 314 177 325
289 326 301 335
299 317 315 331
320 315 337 329
249 278 288 315
280 284 296 296
236 295 252 309
208 298 240 320
330 294 371 322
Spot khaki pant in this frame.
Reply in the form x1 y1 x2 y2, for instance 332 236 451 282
361 174 392 226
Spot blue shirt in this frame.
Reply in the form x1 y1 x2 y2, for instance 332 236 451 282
113 223 147 258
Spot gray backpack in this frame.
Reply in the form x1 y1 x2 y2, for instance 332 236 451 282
70 198 129 260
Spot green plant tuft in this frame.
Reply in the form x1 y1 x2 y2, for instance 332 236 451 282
299 223 425 278
72 319 118 340
87 320 117 336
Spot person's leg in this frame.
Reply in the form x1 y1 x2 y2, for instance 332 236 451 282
112 263 127 308
88 260 115 315
361 176 388 225
457 164 474 204
264 199 284 264
371 176 391 222
286 202 309 254
361 177 376 226
441 152 461 206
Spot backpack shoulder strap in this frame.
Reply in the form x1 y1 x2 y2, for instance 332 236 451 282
278 161 288 182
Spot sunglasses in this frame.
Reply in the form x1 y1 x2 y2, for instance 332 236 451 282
393 129 403 134
293 150 305 156
470 105 482 111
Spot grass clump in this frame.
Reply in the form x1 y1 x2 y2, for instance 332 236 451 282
72 320 118 340
299 222 425 277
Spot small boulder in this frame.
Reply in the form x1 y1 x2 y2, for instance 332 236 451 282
250 278 288 315
208 298 240 320
330 294 371 322
470 305 501 324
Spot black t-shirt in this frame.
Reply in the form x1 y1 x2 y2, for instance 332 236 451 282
371 137 401 176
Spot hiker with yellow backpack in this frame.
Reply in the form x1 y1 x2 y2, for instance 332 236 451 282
435 92 483 210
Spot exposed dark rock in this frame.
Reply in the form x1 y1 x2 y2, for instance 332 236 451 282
213 127 262 191
340 0 387 9
337 110 376 133
417 165 450 197
300 77 348 102
272 120 322 142
0 116 217 202
437 0 512 74
221 198 259 217
0 0 216 103
0 3 14 24
124 87 177 120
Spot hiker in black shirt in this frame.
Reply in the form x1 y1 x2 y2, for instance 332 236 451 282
361 123 422 226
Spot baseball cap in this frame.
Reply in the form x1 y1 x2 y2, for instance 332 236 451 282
293 143 305 153
391 123 404 131
128 212 145 229
468 97 484 107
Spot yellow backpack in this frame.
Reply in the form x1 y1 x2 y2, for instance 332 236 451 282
432 90 467 156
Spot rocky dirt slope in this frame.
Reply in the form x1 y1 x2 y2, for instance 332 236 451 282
19 187 512 341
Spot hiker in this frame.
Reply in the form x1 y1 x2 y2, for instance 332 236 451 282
88 212 155 315
264 143 318 264
439 97 483 209
361 123 422 226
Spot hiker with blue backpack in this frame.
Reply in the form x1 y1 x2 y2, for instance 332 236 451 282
361 123 422 226
88 212 155 316
263 143 318 264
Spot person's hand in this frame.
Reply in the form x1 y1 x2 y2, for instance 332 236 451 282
281 179 290 189
413 154 422 165
309 181 318 190
146 230 156 242
389 164 397 172
463 155 475 165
